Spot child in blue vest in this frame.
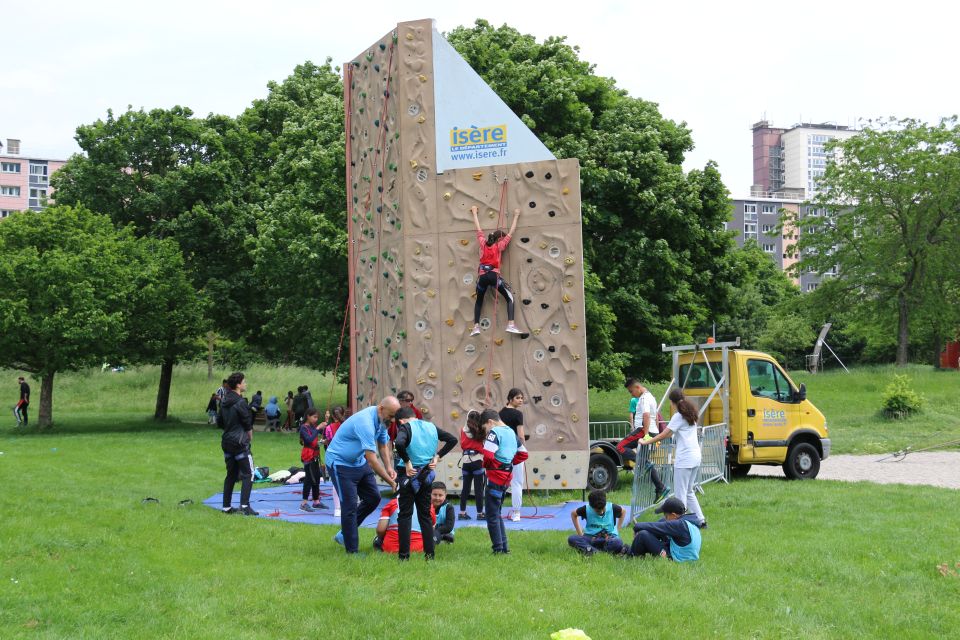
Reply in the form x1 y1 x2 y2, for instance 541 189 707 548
431 481 456 545
461 409 529 554
393 407 457 561
568 489 627 555
630 497 702 562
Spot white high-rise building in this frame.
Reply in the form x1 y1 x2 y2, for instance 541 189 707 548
751 121 858 198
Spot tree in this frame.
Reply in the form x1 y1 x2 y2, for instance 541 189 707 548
447 21 741 381
0 206 173 426
786 117 960 365
51 107 257 418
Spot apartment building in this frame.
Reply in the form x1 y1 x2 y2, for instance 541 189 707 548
0 138 67 218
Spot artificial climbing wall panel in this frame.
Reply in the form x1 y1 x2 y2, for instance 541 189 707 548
347 20 589 490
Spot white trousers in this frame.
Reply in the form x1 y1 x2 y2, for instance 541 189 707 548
510 461 525 510
672 465 705 523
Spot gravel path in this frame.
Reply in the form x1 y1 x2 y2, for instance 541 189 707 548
748 452 960 489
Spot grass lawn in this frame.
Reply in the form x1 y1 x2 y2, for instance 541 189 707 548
1 363 959 637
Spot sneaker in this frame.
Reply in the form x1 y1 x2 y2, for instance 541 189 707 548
299 503 315 512
505 324 523 334
470 325 481 336
458 512 471 521
312 501 328 510
655 487 671 504
222 507 238 514
492 549 510 555
511 510 522 522
476 512 485 520
239 506 259 516
698 520 708 529
334 531 345 546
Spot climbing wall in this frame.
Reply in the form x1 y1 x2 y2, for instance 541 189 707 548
346 20 589 490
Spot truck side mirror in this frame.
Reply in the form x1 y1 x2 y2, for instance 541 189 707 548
795 383 807 402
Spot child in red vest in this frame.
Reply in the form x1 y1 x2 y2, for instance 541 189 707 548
470 205 523 336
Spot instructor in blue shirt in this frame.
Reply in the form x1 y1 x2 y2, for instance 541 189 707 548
326 396 400 553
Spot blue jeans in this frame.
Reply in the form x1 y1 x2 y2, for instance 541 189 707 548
568 534 625 555
329 462 381 553
630 529 666 558
485 482 509 552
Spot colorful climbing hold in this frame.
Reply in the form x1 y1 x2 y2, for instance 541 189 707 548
459 239 469 246
472 172 483 181
445 318 455 327
475 367 485 376
562 294 572 303
442 192 452 201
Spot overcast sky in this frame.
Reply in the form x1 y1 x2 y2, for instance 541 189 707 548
2 0 957 195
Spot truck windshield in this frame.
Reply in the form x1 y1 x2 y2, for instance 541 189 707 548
747 359 794 402
679 362 724 389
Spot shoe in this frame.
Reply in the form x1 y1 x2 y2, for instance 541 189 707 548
334 509 342 517
492 549 510 555
470 325 481 336
312 501 328 510
505 324 523 334
511 510 522 522
239 506 259 516
299 504 315 512
222 507 238 514
458 512 471 520
698 520 708 529
334 531 345 546
655 487 671 504
476 512 485 520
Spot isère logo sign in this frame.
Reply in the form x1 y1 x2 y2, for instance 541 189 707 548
449 125 508 161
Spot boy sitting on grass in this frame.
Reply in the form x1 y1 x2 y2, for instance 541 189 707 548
630 497 702 562
431 481 456 545
567 489 626 556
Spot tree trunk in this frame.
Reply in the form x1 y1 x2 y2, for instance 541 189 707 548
896 291 910 366
933 333 943 369
38 372 54 428
154 358 174 421
207 331 215 381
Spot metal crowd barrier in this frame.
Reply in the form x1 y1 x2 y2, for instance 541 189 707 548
630 422 729 520
589 420 632 441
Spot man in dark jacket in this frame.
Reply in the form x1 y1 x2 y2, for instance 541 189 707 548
219 371 257 516
292 386 308 426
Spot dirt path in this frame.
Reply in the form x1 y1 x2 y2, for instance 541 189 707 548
748 452 960 489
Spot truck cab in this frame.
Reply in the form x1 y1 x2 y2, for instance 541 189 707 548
676 343 830 479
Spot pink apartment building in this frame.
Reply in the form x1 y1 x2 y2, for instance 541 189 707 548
0 138 67 218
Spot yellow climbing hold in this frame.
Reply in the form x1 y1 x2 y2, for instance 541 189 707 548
417 115 426 124
557 435 566 443
422 407 430 415
459 239 470 246
572 354 582 361
564 256 575 265
571 413 580 422
492 372 502 380
488 211 496 219
416 378 426 385
410 160 418 169
561 480 568 488
562 293 571 303
414 247 421 255
445 318 455 327
442 192 452 201
427 289 436 297
448 260 455 267
562 187 570 195
533 329 541 336
475 367 485 376
570 324 579 330
418 74 427 82
494 338 504 346
451 410 459 419
455 375 463 383
539 242 548 249
452 389 459 397
472 172 483 181
447 347 455 354
428 371 437 379
533 479 540 487
424 332 432 340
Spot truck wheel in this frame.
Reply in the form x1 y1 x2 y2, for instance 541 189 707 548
729 463 751 478
588 453 619 492
783 442 820 480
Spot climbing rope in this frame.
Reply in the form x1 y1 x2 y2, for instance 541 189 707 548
876 436 960 462
326 297 351 410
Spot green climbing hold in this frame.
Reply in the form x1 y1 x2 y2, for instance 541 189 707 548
370 255 377 263
358 107 364 114
361 91 367 98
374 119 380 127
396 269 404 279
397 293 404 301
365 53 373 62
391 351 400 360
382 251 389 259
379 42 386 51
401 361 408 369
385 337 392 345
398 330 407 339
388 162 397 172
363 303 370 312
383 271 389 278
365 292 372 299
360 257 366 263
381 310 388 316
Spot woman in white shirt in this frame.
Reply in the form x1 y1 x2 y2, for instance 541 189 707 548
642 388 705 527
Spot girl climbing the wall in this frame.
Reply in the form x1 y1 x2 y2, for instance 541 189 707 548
470 205 522 336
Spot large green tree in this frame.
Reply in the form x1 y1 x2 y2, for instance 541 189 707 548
0 206 188 426
447 21 740 380
51 107 257 417
786 117 960 365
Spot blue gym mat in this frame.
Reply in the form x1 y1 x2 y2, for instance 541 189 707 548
203 482 634 531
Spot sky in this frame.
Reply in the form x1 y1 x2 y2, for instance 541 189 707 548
2 0 958 195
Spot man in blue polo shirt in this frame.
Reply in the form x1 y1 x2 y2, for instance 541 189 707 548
326 396 400 553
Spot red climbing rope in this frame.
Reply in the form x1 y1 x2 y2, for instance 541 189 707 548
327 297 351 410
483 177 509 406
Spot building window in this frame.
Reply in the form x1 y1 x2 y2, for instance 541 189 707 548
807 226 817 234
806 283 819 292
29 163 48 176
762 243 776 253
0 210 13 218
1 162 20 173
1 185 21 197
28 188 47 208
761 204 775 214
761 224 774 234
744 203 757 213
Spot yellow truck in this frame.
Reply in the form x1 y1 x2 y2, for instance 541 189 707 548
669 339 830 479
587 339 830 490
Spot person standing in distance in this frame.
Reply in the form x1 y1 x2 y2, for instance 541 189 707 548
325 396 400 554
219 372 257 516
14 376 30 427
499 388 527 522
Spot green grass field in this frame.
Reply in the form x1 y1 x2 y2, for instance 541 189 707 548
1 363 959 638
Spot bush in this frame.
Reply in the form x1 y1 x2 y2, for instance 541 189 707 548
881 374 924 419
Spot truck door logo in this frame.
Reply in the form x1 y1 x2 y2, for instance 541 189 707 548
762 408 787 426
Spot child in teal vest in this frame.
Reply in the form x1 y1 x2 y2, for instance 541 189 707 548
431 481 456 545
630 497 702 562
568 489 627 555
